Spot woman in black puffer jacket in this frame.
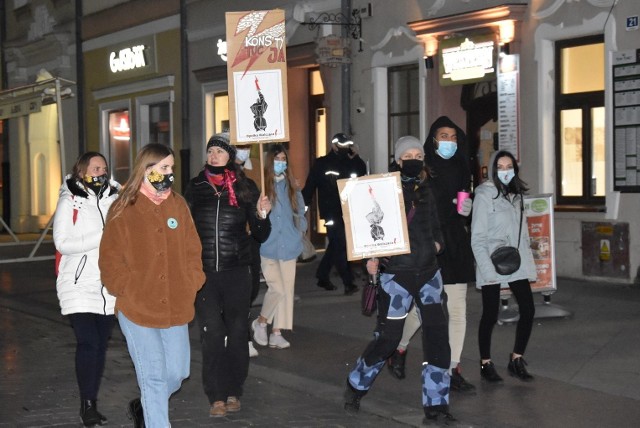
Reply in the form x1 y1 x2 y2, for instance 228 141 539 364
184 132 271 418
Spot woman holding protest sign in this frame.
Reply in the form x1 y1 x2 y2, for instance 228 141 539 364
343 136 456 426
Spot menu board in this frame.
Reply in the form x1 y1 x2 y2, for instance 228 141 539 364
612 49 640 192
497 54 520 160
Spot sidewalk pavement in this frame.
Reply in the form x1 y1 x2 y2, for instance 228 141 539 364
1 240 640 427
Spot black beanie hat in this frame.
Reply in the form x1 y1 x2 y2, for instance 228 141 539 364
206 132 236 163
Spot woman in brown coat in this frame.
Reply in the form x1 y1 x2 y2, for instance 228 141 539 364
99 144 205 428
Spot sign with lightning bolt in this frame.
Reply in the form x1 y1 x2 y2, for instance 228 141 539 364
225 10 289 144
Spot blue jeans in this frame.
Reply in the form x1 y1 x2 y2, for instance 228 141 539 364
118 312 190 427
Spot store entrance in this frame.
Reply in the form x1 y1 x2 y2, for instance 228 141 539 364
462 81 499 189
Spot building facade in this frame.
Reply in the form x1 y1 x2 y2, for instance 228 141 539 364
1 0 638 284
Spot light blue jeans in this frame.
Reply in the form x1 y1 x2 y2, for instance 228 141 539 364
118 312 190 428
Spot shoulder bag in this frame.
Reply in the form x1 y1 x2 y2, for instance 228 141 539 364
489 195 524 276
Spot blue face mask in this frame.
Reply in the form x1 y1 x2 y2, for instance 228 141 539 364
274 160 287 176
435 140 457 159
497 168 515 185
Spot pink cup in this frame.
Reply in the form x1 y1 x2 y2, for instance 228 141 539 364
457 191 471 213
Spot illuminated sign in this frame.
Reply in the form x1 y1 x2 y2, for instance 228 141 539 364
440 34 496 86
217 39 228 62
110 45 147 73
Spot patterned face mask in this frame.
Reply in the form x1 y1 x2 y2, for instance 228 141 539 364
84 174 108 193
147 170 174 191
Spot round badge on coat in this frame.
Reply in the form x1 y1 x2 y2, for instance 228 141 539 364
167 218 178 229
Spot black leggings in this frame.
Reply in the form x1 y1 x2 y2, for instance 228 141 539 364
478 279 535 360
68 313 115 400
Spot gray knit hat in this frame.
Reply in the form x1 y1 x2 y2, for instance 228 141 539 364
394 136 424 162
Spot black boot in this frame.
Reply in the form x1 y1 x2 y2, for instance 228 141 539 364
344 380 367 413
387 349 407 380
127 398 145 428
508 354 534 381
450 366 476 394
480 360 503 383
423 405 459 426
80 400 102 427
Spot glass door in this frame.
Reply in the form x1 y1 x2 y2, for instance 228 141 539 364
107 109 131 185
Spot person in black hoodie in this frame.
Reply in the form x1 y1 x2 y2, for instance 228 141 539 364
185 133 272 418
387 116 477 394
344 136 456 426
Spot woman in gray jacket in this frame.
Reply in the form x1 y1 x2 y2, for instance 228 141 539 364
471 150 536 383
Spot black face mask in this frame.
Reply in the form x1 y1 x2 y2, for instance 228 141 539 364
336 147 352 159
84 174 108 193
400 159 424 178
205 164 228 175
147 171 174 191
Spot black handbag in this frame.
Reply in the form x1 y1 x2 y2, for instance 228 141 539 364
490 196 524 276
361 274 379 316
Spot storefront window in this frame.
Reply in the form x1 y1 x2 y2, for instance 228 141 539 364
147 102 170 146
388 64 419 165
214 93 229 133
555 35 605 205
108 110 131 185
136 92 173 148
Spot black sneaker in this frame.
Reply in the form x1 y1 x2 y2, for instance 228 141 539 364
423 408 459 426
344 284 359 295
480 360 503 382
317 279 337 291
451 366 476 394
387 349 407 380
344 381 366 413
127 398 145 428
508 354 534 381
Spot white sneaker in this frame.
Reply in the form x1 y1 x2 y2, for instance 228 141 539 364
251 319 268 346
269 333 290 349
248 341 259 357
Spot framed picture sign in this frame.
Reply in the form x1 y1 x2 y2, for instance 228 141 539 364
225 9 289 144
337 172 410 261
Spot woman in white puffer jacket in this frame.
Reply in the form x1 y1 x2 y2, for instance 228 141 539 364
53 152 120 427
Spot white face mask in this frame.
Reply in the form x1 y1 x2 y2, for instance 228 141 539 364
497 168 515 185
236 149 250 163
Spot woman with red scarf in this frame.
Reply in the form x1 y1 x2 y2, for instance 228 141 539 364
185 132 272 418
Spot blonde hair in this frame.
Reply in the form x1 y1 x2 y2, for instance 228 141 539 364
107 144 174 220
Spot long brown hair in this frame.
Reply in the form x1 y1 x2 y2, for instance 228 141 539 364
108 144 174 220
71 151 108 189
264 144 299 213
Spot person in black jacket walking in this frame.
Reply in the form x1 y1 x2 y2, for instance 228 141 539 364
344 136 456 426
302 133 367 295
387 117 477 394
185 133 272 418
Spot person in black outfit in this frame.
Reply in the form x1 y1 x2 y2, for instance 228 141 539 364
344 136 456 426
387 117 477 394
302 133 367 295
184 133 272 417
